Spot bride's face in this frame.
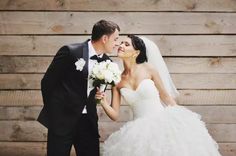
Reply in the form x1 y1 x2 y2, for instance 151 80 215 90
117 37 139 59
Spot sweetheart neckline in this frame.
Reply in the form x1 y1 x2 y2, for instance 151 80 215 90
120 79 153 92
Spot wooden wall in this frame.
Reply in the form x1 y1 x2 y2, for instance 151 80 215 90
0 0 236 155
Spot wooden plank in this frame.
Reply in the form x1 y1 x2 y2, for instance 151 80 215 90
0 74 42 89
1 12 236 34
0 142 48 156
0 142 234 156
0 91 42 106
166 57 236 74
0 73 235 89
0 121 47 141
151 35 236 56
0 141 75 156
218 143 236 156
0 35 88 56
177 90 236 105
0 0 236 12
1 90 236 107
1 35 236 56
207 124 236 142
0 106 42 121
172 74 236 89
0 121 235 142
0 105 133 122
0 141 77 156
1 105 236 124
1 56 236 73
185 106 236 124
0 56 52 73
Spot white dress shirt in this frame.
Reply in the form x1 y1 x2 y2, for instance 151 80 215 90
82 40 103 114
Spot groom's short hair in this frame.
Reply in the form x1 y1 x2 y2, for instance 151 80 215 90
91 20 120 41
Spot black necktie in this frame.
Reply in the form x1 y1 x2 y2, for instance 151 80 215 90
90 55 103 63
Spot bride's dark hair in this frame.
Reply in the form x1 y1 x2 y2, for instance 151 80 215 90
128 35 148 64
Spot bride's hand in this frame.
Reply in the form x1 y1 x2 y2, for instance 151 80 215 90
95 87 107 104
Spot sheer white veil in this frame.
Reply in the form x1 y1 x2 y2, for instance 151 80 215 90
139 36 179 98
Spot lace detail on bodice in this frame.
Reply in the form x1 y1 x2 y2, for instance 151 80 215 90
120 79 164 119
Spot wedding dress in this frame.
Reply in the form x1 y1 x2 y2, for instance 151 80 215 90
103 79 221 156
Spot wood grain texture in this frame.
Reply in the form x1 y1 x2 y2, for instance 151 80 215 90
0 1 235 156
1 35 236 56
1 56 235 73
0 73 235 89
177 90 236 105
0 0 236 12
1 90 236 107
0 106 133 122
0 142 234 156
0 105 235 124
0 91 42 106
0 74 42 89
1 12 236 34
0 121 235 142
185 106 236 124
172 73 236 89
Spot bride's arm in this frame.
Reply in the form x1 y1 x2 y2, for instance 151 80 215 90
147 64 177 106
95 86 121 121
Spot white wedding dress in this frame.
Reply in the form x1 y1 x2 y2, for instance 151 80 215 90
103 79 221 156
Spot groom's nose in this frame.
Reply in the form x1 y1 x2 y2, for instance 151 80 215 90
115 42 122 48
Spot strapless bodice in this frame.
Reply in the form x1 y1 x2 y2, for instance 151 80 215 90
120 79 164 119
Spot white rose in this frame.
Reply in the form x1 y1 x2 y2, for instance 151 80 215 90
97 71 105 80
75 58 86 71
104 70 114 83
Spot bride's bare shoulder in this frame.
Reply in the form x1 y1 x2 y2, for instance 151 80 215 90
143 62 156 71
142 63 160 78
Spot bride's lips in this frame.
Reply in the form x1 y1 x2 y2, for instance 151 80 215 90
118 47 124 53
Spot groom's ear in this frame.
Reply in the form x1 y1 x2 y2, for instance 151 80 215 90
101 35 108 44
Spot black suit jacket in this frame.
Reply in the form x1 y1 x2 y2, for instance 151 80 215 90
37 40 111 136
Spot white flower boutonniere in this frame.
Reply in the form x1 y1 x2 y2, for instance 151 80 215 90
75 58 86 71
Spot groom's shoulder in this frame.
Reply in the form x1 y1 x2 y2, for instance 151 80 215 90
56 40 89 57
66 40 88 52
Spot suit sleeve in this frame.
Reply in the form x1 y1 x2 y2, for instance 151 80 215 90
41 46 71 104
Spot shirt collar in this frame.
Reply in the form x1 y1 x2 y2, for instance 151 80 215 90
88 40 103 58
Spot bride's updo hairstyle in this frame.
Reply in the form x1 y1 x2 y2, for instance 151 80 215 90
128 35 148 64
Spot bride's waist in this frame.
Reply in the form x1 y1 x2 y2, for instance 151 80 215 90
132 105 164 118
135 98 160 103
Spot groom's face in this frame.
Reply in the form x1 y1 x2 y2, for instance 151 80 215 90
104 29 119 54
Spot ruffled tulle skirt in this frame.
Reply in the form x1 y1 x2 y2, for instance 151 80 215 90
103 106 221 156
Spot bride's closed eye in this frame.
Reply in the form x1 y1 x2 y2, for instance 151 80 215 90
120 41 130 47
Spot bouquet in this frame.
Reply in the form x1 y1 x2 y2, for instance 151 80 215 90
90 60 121 104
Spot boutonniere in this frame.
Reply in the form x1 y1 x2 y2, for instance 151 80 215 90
75 58 86 71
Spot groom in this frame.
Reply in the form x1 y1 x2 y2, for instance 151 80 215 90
37 20 120 156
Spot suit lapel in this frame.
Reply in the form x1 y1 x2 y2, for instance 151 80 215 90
79 40 89 98
82 40 89 81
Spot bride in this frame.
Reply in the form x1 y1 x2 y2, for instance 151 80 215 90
95 35 221 156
